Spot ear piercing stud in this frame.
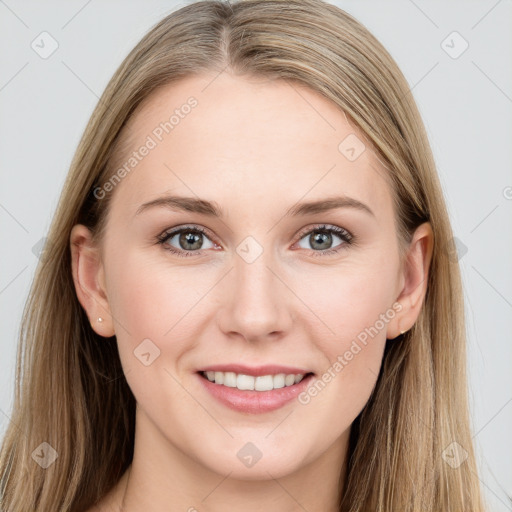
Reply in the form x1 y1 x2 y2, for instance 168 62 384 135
98 317 103 323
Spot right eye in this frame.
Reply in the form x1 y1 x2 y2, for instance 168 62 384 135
157 225 218 257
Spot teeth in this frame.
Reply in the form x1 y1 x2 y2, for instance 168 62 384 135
285 374 295 386
223 372 237 388
237 374 255 390
255 375 273 391
203 371 307 391
273 373 285 389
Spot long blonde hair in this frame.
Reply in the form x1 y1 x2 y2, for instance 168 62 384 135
0 1 485 510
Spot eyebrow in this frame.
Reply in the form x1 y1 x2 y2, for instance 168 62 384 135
135 195 375 218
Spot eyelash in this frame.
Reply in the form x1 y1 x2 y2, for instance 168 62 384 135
156 223 354 258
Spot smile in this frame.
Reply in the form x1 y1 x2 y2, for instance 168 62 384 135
201 370 307 391
196 365 315 414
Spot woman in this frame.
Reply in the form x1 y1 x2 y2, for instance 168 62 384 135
0 0 485 510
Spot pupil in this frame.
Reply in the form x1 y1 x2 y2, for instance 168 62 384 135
311 231 332 250
180 231 202 250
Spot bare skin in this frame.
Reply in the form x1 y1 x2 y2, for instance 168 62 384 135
73 72 433 511
89 468 130 512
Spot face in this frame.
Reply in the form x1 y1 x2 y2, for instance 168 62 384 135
84 72 409 480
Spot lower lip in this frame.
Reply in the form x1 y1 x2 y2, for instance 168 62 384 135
196 372 315 414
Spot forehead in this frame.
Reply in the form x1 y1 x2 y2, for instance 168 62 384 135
107 72 393 224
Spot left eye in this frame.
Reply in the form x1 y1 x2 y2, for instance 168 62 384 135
295 225 352 252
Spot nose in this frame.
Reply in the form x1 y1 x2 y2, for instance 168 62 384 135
216 248 294 344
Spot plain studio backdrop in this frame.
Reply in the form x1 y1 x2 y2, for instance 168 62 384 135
0 1 511 510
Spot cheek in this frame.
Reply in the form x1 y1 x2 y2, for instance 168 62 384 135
292 260 397 350
106 246 209 328
291 259 396 411
103 251 213 417
104 250 211 372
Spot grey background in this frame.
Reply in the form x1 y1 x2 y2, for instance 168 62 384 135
1 0 511 510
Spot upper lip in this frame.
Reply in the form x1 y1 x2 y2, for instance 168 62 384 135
198 364 314 377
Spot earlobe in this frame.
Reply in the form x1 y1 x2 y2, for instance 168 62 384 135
386 222 434 340
70 224 115 337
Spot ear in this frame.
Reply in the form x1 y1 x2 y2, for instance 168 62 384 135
70 224 115 337
386 222 434 340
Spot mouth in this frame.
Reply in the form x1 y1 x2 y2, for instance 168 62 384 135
199 370 314 391
196 366 316 414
